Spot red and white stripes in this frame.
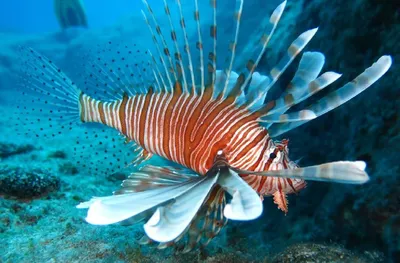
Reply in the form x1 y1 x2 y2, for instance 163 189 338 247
79 89 305 196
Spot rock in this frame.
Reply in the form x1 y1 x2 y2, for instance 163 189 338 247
47 150 67 159
58 162 79 175
0 166 60 199
272 243 383 263
0 142 34 158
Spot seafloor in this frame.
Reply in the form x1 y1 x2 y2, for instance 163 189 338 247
0 0 399 262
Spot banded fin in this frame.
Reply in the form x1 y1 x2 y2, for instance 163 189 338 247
268 55 392 137
176 0 196 93
265 28 319 91
262 52 327 116
182 187 227 252
273 190 288 214
141 2 175 92
161 0 189 92
286 52 326 97
259 109 317 123
207 0 218 86
234 1 287 104
218 0 244 100
244 28 319 112
194 0 205 93
231 161 369 184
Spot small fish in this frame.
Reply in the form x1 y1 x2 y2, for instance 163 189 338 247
54 0 88 29
16 0 391 252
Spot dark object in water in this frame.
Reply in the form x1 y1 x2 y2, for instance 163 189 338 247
0 142 34 159
0 166 60 199
54 0 88 29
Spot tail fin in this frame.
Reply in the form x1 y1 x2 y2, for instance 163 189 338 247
15 47 81 138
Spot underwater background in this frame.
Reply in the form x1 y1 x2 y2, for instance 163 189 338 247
0 0 399 262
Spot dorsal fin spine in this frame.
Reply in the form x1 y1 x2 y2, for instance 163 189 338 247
148 50 169 93
194 0 205 94
142 0 178 83
141 10 174 92
176 0 197 95
163 0 189 94
221 0 244 100
253 27 319 110
209 0 217 86
241 1 287 107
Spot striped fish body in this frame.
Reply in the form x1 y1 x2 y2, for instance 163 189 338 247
79 88 306 199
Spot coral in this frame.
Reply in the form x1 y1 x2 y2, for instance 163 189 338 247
0 166 60 199
106 171 128 182
58 162 79 175
0 142 34 159
383 215 400 262
272 243 383 263
47 150 67 159
203 251 259 263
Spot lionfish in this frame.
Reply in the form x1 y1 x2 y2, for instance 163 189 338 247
16 0 391 252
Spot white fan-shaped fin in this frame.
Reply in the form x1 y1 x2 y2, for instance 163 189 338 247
233 161 369 184
77 177 202 225
224 190 245 220
218 169 263 220
146 207 161 226
144 174 218 242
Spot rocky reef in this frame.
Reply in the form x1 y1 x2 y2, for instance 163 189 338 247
259 0 399 261
0 166 60 199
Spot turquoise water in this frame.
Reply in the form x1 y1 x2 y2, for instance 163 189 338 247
0 0 398 262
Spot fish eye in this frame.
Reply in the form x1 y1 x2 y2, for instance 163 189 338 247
269 152 277 159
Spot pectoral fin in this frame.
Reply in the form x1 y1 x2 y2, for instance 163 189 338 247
231 161 369 184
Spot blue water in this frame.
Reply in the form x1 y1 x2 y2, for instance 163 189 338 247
0 0 141 33
0 0 398 262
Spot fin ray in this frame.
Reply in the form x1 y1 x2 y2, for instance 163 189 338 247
268 55 392 136
231 161 369 184
144 173 218 242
